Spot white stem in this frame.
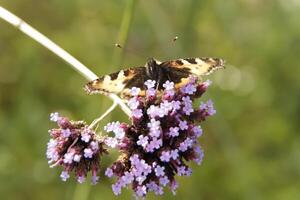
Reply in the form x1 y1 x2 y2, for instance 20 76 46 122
0 6 131 116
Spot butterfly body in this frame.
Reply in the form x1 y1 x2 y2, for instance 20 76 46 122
85 57 225 98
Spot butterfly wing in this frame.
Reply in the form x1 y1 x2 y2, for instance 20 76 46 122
84 67 148 97
160 57 225 88
85 58 225 98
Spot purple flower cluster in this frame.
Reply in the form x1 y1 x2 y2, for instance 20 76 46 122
104 77 216 197
46 76 216 198
47 113 107 184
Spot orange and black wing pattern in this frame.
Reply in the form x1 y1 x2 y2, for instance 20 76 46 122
84 67 147 98
160 57 225 89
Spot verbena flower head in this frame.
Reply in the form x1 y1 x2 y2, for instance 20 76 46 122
105 77 216 198
46 76 216 198
47 114 107 185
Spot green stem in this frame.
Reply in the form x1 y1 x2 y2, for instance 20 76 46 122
113 0 138 67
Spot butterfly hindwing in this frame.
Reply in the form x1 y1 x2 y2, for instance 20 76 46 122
160 57 225 76
159 57 224 89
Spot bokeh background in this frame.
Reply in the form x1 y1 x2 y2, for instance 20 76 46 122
0 0 300 199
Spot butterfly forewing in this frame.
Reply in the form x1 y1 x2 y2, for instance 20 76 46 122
85 67 147 97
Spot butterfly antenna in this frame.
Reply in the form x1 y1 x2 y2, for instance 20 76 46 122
115 43 123 49
173 36 178 42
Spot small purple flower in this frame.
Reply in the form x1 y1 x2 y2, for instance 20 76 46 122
145 80 156 89
154 186 164 195
157 106 168 118
63 152 74 164
163 80 174 90
203 79 212 87
60 171 70 181
200 99 216 116
159 176 169 186
61 128 71 137
137 135 149 148
148 119 161 137
149 128 161 138
112 183 122 195
192 126 203 137
136 185 147 197
160 151 171 162
84 148 93 158
148 137 162 150
121 171 134 185
148 118 161 130
73 154 81 162
182 96 192 104
146 87 156 97
114 128 125 139
130 87 141 96
168 127 179 137
171 100 181 111
177 166 186 176
104 121 120 133
164 89 175 97
181 83 197 95
155 165 165 177
179 141 188 152
90 141 99 151
46 139 59 163
132 109 143 119
50 112 60 122
145 142 155 153
186 168 192 176
91 175 100 185
118 178 126 188
179 120 188 130
194 145 204 165
160 101 173 113
128 97 139 110
147 105 158 118
105 168 114 178
170 149 179 160
182 96 194 115
129 154 140 165
170 180 179 195
147 181 158 191
185 138 194 148
104 122 126 139
104 137 118 148
77 176 86 183
183 105 194 115
136 175 147 185
81 131 91 143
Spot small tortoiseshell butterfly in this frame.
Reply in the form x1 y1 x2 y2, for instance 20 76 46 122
84 57 225 98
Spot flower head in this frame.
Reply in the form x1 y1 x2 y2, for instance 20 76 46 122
47 115 107 184
104 77 216 197
47 76 217 197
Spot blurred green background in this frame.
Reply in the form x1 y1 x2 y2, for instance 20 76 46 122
0 0 300 200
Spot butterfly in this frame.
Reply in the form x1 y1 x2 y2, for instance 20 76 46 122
84 57 225 98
